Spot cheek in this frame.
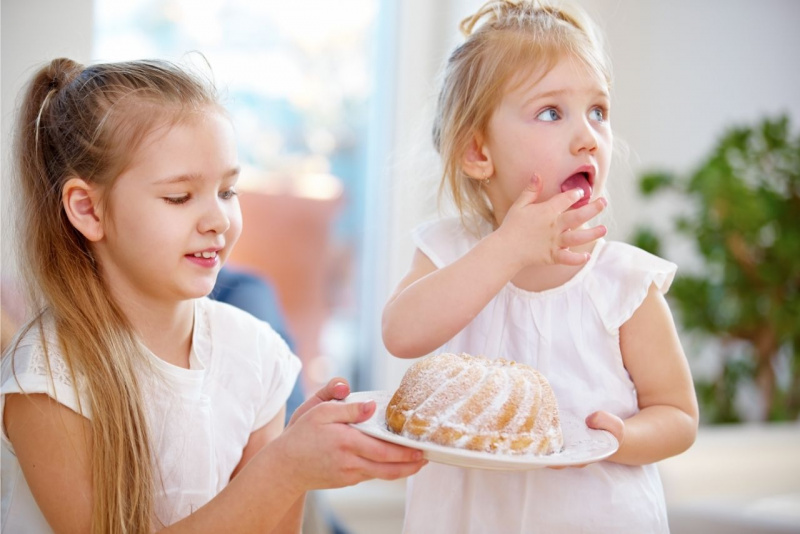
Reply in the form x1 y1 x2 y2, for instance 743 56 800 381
593 162 611 197
600 138 613 176
104 210 150 248
226 205 243 243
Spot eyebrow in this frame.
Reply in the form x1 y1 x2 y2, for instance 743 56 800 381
524 87 610 105
153 166 241 185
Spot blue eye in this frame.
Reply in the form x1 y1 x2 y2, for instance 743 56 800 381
536 108 560 122
590 107 606 122
219 189 238 200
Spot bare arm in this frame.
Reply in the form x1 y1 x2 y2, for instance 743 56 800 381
5 379 425 534
169 384 426 533
587 284 699 465
229 406 305 534
4 394 93 534
383 184 606 359
382 236 521 359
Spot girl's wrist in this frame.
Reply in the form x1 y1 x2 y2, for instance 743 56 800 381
255 437 309 498
487 226 526 273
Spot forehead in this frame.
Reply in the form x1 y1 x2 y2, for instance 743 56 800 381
141 109 232 152
506 54 609 101
116 110 237 183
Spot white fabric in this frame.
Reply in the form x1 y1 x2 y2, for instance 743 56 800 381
403 216 676 534
0 297 301 532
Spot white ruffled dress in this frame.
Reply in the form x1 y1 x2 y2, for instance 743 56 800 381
402 217 676 534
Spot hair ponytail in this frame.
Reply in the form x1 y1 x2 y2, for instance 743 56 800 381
13 57 219 533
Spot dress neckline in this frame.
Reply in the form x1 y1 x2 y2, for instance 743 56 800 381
504 239 606 299
142 299 209 379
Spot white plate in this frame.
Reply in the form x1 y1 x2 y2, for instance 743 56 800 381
343 390 618 471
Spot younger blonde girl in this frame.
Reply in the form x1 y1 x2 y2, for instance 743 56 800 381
383 1 698 532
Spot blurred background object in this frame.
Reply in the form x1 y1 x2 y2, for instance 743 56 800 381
632 116 800 425
228 172 345 394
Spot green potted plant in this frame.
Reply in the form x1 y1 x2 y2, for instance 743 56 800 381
631 116 800 423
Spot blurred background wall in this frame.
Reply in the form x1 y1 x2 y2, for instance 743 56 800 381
1 0 94 284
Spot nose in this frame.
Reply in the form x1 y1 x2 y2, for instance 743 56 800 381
570 117 598 155
198 198 231 234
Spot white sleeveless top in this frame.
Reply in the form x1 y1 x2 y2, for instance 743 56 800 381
1 297 301 532
403 217 676 534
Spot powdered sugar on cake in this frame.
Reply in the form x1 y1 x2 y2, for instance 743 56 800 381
385 353 564 455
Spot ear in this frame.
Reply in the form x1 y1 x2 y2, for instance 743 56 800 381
62 177 105 242
461 131 495 181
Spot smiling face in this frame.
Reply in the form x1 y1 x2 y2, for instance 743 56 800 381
477 55 612 222
94 109 242 306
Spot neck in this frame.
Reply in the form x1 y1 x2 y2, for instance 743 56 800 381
116 293 195 369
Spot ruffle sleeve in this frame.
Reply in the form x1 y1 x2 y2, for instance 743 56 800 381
584 241 677 333
412 216 486 268
1 321 91 449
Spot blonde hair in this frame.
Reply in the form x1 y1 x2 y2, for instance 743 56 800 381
12 57 219 533
433 0 612 227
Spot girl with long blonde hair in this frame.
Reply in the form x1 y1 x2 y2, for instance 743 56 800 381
1 57 425 533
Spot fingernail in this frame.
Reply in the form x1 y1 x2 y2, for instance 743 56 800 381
333 381 346 388
360 400 375 414
530 174 540 188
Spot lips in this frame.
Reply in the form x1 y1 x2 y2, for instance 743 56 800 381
560 167 594 208
185 247 222 268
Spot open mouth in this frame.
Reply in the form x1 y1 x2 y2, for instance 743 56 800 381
560 171 593 201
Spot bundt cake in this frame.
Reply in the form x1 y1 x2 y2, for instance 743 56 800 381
385 353 563 455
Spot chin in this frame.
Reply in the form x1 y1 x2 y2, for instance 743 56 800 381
186 281 218 300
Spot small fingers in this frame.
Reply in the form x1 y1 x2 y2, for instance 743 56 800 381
585 411 625 445
510 174 543 211
315 377 351 403
349 431 425 464
527 173 542 195
309 398 376 425
559 197 607 229
358 457 428 481
552 248 591 266
559 225 607 249
547 463 589 470
328 432 427 486
290 378 352 424
550 188 588 214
